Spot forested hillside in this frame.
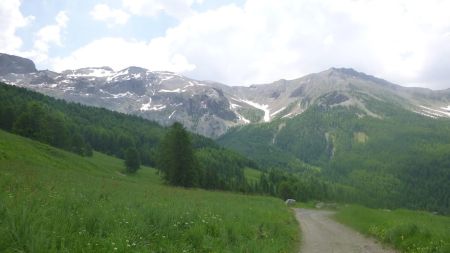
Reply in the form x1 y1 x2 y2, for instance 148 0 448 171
219 96 450 214
0 82 258 192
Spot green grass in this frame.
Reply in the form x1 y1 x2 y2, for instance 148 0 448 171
292 201 317 209
334 205 450 253
0 130 299 253
244 168 262 183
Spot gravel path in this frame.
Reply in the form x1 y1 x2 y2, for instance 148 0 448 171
295 208 396 253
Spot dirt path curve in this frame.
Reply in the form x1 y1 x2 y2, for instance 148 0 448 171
295 208 396 253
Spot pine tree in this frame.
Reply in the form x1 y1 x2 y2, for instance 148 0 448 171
12 102 45 139
157 122 197 187
125 147 140 173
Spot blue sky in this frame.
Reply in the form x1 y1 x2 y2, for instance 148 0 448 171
1 0 450 89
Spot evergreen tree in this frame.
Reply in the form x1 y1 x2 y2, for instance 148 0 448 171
125 147 140 173
12 102 45 139
158 122 197 187
278 181 295 200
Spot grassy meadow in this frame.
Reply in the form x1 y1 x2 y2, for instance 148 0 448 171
0 130 299 253
335 205 450 253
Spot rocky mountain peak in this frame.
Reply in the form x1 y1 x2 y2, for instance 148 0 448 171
325 67 394 88
0 53 449 138
0 53 37 75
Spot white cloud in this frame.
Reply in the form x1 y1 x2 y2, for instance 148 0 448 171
122 0 200 19
90 4 129 25
0 0 34 53
52 0 450 88
32 11 69 62
51 37 195 73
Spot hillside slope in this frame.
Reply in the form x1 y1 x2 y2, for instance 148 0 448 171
0 82 261 192
0 130 298 252
219 98 450 214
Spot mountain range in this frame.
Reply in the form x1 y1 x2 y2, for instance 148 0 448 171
1 53 449 138
1 52 450 213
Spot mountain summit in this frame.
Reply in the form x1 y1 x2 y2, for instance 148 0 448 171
0 53 37 75
0 53 449 137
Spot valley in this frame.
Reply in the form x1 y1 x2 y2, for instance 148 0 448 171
0 53 449 252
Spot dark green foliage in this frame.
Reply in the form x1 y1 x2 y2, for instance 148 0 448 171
10 102 90 155
125 147 141 173
237 107 264 122
278 181 294 200
254 168 331 202
0 83 260 193
220 97 450 214
157 123 255 191
0 82 216 162
12 102 45 139
196 148 250 191
157 123 198 187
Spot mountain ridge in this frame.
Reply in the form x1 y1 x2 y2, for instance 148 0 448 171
1 53 449 137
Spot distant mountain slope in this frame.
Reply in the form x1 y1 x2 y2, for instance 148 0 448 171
0 54 253 137
1 53 450 138
218 97 450 213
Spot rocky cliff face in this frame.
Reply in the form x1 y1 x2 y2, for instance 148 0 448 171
1 54 449 137
0 53 37 75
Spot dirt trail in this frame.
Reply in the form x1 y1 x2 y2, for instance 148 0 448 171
295 208 396 253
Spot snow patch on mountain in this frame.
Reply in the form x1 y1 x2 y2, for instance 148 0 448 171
112 91 133 98
66 68 114 78
241 99 271 122
159 88 185 93
270 107 286 117
230 103 241 109
148 104 166 111
419 105 450 117
159 75 174 82
140 99 166 111
168 110 176 119
140 98 152 111
62 87 75 92
233 111 250 124
106 69 129 82
441 105 450 111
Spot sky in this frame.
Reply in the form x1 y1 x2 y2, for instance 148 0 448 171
1 0 449 89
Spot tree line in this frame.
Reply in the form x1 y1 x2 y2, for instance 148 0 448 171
0 83 257 192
